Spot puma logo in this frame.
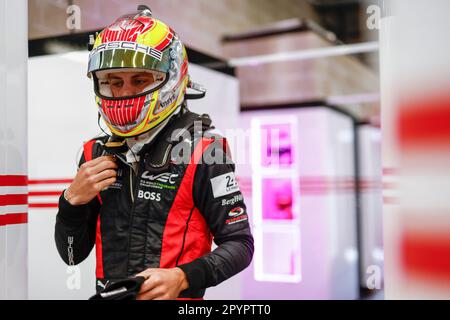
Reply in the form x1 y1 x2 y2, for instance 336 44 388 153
97 280 110 290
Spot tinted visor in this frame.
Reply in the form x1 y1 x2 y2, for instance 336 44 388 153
88 47 171 75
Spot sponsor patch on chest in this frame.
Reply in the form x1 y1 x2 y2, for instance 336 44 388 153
139 171 179 190
137 190 161 201
210 172 240 198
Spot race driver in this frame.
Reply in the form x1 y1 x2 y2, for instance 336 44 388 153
54 6 254 300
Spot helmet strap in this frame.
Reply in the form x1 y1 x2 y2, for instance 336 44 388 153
96 112 133 155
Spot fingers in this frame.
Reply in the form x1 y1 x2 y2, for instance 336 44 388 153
138 275 159 294
90 159 118 175
134 269 179 300
136 268 156 280
79 156 117 177
136 277 168 300
96 177 116 191
92 169 117 183
153 295 173 300
67 155 118 205
135 268 155 295
136 288 161 300
136 286 172 300
81 155 115 168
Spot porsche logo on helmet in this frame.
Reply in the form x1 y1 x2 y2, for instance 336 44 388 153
90 41 163 61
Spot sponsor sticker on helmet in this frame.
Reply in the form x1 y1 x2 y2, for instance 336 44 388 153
210 172 240 198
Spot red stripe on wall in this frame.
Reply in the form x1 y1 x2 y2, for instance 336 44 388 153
398 95 450 148
0 194 28 206
238 177 381 195
29 203 58 208
0 175 27 186
383 196 399 205
382 182 399 190
382 168 399 175
0 176 28 226
29 191 62 197
28 179 72 185
0 213 28 226
401 230 450 281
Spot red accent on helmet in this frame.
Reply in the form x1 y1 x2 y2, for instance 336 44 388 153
101 96 147 127
102 17 155 43
154 28 175 51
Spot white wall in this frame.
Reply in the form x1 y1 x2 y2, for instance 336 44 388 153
0 0 28 300
28 52 99 300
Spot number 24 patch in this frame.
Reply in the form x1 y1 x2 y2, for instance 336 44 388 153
210 172 240 198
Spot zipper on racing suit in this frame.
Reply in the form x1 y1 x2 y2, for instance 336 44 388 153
126 155 146 275
111 153 138 203
129 165 135 203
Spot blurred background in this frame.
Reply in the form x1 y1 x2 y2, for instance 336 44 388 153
1 0 449 300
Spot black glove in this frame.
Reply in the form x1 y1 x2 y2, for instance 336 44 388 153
89 277 146 300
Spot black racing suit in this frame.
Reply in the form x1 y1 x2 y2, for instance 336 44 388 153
54 112 254 299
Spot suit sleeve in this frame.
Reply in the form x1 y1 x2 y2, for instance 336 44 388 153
54 152 101 266
177 143 254 291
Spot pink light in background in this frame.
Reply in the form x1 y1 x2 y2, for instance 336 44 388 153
261 123 293 167
262 178 294 220
251 116 301 283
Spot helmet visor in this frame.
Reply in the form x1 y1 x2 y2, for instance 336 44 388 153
93 68 167 99
88 46 171 76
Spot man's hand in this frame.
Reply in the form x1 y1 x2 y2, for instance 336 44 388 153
65 155 118 206
135 267 189 300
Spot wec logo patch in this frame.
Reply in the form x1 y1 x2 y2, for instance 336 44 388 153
142 171 179 184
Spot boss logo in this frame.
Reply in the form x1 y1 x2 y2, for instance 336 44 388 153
137 190 161 201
